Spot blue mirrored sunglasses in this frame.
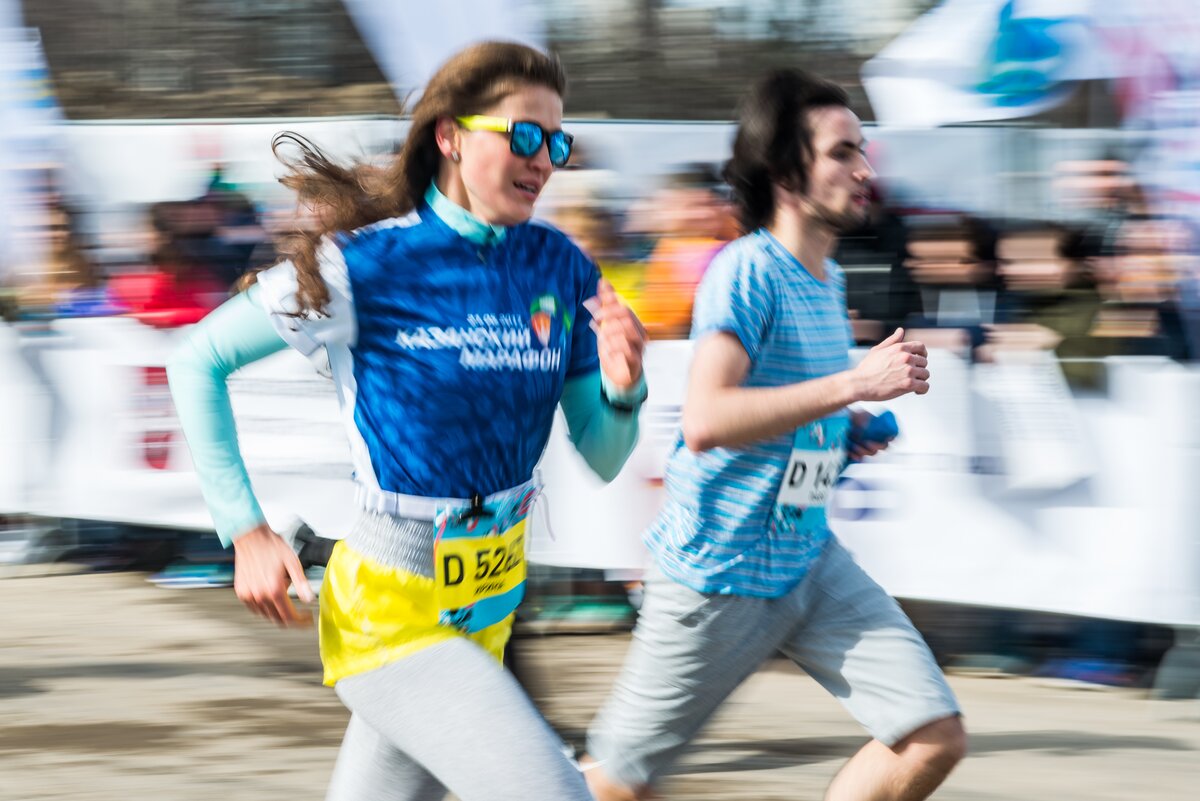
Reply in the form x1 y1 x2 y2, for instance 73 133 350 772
456 115 574 168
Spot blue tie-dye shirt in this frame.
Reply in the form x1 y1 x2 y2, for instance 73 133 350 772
256 197 601 501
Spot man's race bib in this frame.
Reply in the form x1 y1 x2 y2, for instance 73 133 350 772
433 487 538 633
776 416 849 511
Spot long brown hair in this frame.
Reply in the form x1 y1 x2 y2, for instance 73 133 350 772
243 41 567 315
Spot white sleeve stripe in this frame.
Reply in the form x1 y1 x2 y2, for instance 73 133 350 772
253 238 357 356
353 210 422 237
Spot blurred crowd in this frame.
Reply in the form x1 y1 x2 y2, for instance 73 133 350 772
2 152 1198 383
544 153 1200 380
1 167 276 327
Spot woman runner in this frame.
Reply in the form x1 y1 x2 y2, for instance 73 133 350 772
168 41 647 801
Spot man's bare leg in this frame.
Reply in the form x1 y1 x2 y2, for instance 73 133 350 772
825 716 967 801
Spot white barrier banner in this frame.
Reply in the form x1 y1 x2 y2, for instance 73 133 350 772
2 320 1197 626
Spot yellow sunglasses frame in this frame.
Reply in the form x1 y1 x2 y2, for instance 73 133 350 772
454 115 573 167
455 115 514 134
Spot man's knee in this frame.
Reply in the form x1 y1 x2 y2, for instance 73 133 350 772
581 758 655 801
899 715 968 775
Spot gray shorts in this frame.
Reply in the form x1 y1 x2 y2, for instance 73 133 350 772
587 538 961 788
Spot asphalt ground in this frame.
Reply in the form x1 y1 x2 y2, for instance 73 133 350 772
2 569 1197 800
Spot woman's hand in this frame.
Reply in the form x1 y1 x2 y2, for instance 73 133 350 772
591 278 646 391
232 523 315 626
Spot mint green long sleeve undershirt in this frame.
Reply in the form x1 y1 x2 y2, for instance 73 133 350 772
166 284 643 547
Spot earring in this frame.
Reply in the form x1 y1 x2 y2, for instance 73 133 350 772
450 151 460 163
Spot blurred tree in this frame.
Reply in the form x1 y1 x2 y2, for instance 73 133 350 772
22 0 942 120
22 0 398 118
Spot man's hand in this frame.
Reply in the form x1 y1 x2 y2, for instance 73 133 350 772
851 328 930 401
847 409 891 462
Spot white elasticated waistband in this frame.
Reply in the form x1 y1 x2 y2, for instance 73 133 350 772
353 480 536 521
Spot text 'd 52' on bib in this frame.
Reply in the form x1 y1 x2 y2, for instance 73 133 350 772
433 487 538 633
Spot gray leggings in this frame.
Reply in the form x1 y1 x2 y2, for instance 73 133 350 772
326 637 591 801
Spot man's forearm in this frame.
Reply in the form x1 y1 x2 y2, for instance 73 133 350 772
682 370 859 452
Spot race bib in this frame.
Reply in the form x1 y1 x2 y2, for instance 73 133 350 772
433 487 537 633
776 417 849 510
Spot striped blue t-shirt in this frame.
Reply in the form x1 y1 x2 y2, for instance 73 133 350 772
644 229 853 597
